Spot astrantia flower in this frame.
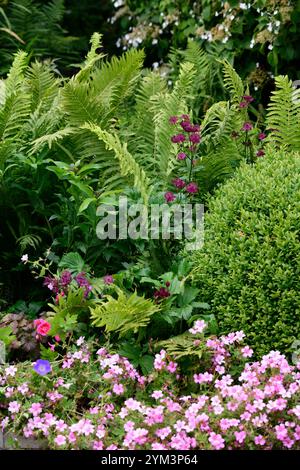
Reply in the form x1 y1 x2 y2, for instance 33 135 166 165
186 182 198 194
104 274 114 285
242 122 253 131
189 133 201 144
243 95 254 103
258 132 266 140
256 149 265 157
43 275 59 294
171 134 186 143
164 191 176 203
239 101 248 108
33 359 51 376
172 178 185 189
154 287 170 300
60 270 72 287
169 116 178 124
177 152 187 160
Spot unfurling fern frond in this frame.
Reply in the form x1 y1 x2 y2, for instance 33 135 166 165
266 76 300 151
90 288 160 337
221 59 244 105
83 123 151 203
75 32 105 83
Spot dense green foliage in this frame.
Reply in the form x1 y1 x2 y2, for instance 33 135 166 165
192 150 300 355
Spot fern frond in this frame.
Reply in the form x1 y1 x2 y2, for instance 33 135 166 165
61 79 107 126
0 89 30 140
157 331 203 359
221 59 244 105
90 288 160 337
75 32 105 82
266 75 300 151
90 49 145 111
31 127 76 152
128 72 167 168
83 123 151 203
5 50 28 97
25 61 60 112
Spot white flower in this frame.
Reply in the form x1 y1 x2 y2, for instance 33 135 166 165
239 3 247 10
21 254 28 263
152 38 158 45
268 44 273 50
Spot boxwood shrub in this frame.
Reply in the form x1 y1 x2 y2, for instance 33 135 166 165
192 150 300 356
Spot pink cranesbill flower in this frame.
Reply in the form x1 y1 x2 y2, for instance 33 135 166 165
113 383 124 395
104 274 114 285
189 319 206 335
242 122 253 131
186 182 198 194
235 430 246 444
177 152 187 160
209 432 225 450
241 346 254 358
54 435 66 446
164 191 176 203
167 361 178 373
172 177 186 189
254 435 266 446
8 401 21 414
29 403 42 416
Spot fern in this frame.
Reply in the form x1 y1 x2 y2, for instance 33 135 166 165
90 288 160 337
75 32 105 83
83 123 151 203
91 49 145 112
61 79 107 126
221 59 244 105
157 332 203 359
4 50 28 97
266 75 300 151
25 61 60 112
